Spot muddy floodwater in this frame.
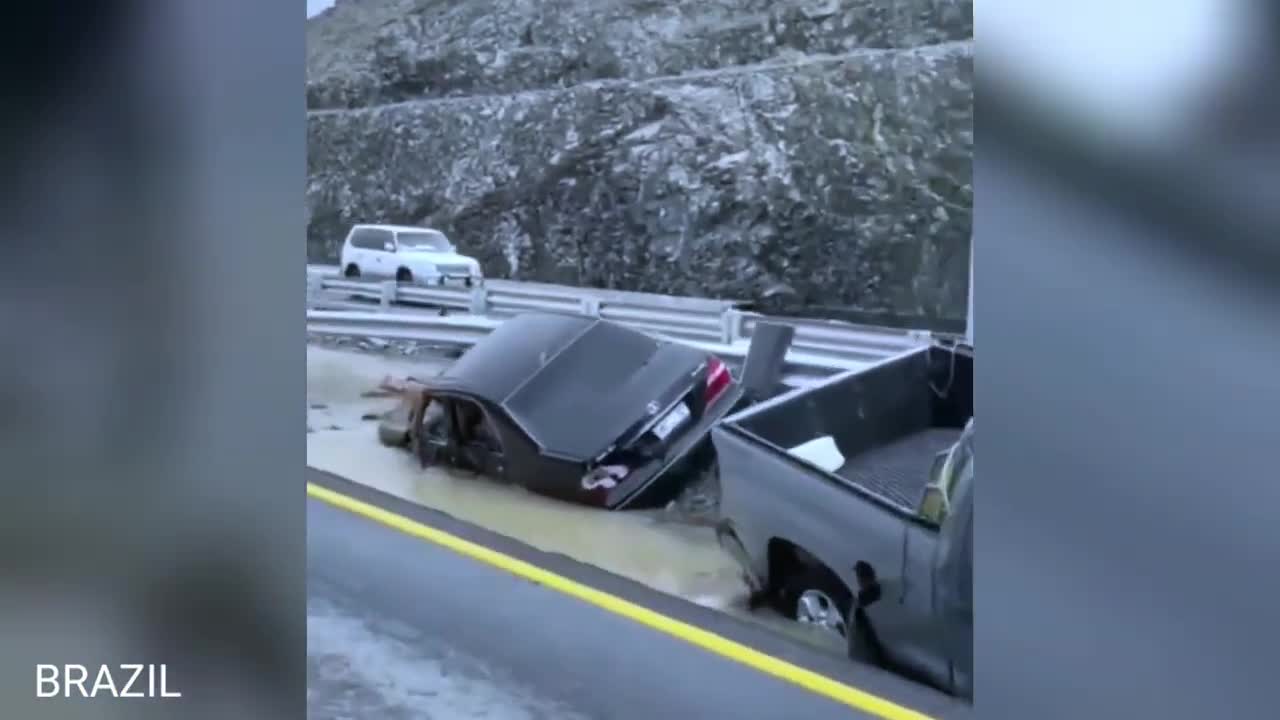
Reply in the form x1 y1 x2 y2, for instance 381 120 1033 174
307 345 750 606
306 344 845 653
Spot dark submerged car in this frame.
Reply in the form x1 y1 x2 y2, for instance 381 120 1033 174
386 312 792 509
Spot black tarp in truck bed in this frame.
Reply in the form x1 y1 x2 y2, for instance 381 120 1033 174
835 427 962 509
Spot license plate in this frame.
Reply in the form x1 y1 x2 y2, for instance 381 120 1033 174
651 402 691 440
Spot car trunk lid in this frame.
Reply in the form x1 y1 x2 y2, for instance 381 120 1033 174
504 324 707 462
581 355 740 508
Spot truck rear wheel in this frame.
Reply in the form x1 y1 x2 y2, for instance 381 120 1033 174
782 565 853 638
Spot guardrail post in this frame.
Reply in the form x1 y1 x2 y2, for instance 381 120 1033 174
720 309 744 344
306 274 322 303
469 286 489 315
580 297 601 317
379 281 396 310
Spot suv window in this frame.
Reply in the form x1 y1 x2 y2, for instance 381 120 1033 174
396 230 451 252
350 227 392 250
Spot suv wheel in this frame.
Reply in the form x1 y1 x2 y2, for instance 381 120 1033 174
782 565 852 638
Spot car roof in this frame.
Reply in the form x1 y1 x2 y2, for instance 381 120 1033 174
436 313 597 401
351 223 447 235
433 313 706 460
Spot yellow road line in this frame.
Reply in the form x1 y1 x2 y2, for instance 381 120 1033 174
307 482 937 720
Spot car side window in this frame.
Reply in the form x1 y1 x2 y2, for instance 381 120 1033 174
455 400 502 456
371 228 394 251
349 228 373 249
350 228 391 250
419 397 448 440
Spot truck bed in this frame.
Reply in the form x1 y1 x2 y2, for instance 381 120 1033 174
835 428 962 509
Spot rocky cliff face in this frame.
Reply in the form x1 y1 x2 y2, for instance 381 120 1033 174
307 0 973 325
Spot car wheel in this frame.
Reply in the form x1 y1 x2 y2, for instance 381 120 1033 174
343 263 360 278
783 565 852 639
395 268 413 284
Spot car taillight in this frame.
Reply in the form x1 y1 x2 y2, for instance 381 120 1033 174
704 356 731 407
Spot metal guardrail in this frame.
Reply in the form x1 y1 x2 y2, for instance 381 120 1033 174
306 310 876 388
307 310 501 346
306 269 935 386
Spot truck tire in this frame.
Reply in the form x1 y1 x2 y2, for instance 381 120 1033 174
782 565 853 638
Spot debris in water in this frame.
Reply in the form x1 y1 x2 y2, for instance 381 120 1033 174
658 464 721 526
362 374 430 398
307 344 754 629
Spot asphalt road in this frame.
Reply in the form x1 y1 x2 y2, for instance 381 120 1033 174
307 469 972 720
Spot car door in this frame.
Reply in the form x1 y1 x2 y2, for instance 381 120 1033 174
411 394 454 467
450 399 507 480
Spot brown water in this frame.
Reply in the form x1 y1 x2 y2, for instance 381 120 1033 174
306 345 848 655
306 345 751 609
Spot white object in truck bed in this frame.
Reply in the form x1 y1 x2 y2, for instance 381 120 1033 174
787 435 845 474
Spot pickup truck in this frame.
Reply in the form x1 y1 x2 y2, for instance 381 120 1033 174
710 341 973 698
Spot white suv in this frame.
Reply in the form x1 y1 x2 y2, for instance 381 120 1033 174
338 224 483 287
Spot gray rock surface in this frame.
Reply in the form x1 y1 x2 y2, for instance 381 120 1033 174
307 0 973 325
